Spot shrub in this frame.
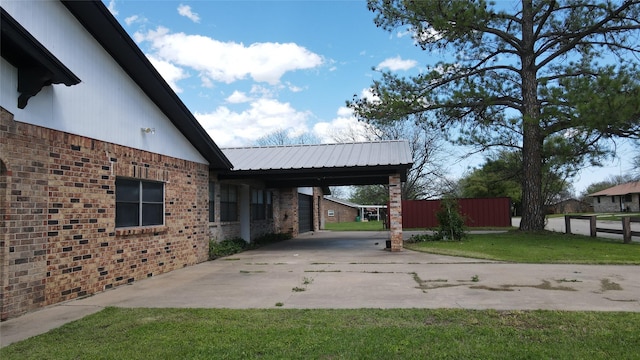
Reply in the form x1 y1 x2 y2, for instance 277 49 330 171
406 233 440 243
209 237 248 260
435 198 467 241
209 232 293 260
252 232 292 247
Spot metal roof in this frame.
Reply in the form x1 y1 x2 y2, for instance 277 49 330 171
323 196 362 208
323 196 388 208
588 181 640 196
223 141 412 170
220 141 413 187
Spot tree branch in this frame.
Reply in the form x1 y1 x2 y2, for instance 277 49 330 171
537 1 640 70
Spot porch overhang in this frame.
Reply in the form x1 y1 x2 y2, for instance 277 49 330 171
218 141 413 188
218 165 409 188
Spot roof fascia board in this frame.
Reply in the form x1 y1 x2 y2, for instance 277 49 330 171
60 1 232 170
219 164 411 177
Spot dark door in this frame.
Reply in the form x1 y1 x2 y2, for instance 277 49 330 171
298 193 313 233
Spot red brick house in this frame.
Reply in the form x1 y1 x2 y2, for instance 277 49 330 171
0 0 411 320
322 197 360 224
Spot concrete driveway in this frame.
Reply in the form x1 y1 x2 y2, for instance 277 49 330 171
2 230 639 347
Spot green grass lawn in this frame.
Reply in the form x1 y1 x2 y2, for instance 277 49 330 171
405 231 640 264
2 307 639 359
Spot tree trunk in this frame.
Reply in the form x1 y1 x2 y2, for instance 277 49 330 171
519 0 546 231
520 120 545 231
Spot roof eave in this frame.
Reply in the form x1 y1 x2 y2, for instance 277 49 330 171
1 7 81 109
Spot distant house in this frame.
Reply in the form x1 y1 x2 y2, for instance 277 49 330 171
588 181 640 213
321 196 388 225
545 198 593 214
322 197 360 223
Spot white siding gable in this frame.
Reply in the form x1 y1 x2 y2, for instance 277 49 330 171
0 0 207 164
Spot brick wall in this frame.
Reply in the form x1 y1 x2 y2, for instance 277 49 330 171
312 188 322 232
277 188 297 236
322 199 358 224
388 174 403 251
211 222 242 242
0 160 6 317
593 195 640 213
0 107 210 320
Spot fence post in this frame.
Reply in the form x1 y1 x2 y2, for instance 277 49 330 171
589 216 597 237
564 215 571 234
622 217 631 244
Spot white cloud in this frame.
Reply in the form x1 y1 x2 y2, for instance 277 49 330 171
377 56 417 71
146 55 189 93
136 26 323 86
107 0 118 15
313 107 377 143
286 82 304 93
415 26 444 43
397 26 443 44
177 4 200 23
125 15 139 26
396 29 412 38
360 87 380 104
133 32 144 44
226 91 250 104
250 85 275 98
195 99 311 147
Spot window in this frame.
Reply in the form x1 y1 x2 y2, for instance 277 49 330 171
209 182 215 222
116 178 164 228
328 209 335 217
251 188 266 220
597 196 601 204
612 196 616 203
220 184 238 222
266 191 273 220
624 194 632 202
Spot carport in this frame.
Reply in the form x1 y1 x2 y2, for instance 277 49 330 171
219 140 413 251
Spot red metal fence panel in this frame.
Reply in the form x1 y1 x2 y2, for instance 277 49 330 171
399 198 512 228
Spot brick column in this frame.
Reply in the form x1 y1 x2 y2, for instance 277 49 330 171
388 174 403 251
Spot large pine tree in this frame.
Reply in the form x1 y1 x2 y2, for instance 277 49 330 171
349 0 640 231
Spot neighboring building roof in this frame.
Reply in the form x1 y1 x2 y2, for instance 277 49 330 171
60 1 232 170
220 141 414 187
324 196 387 208
550 198 591 206
324 196 361 209
588 181 640 197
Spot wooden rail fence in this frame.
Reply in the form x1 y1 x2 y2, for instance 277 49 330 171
564 215 640 244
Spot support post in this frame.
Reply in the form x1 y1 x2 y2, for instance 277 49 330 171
564 215 571 234
622 217 631 244
589 216 597 237
388 174 402 252
239 185 251 242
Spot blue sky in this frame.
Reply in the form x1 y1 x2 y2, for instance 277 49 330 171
106 0 427 146
104 0 635 194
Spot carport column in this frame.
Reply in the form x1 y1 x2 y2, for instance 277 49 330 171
388 174 402 251
239 185 251 242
